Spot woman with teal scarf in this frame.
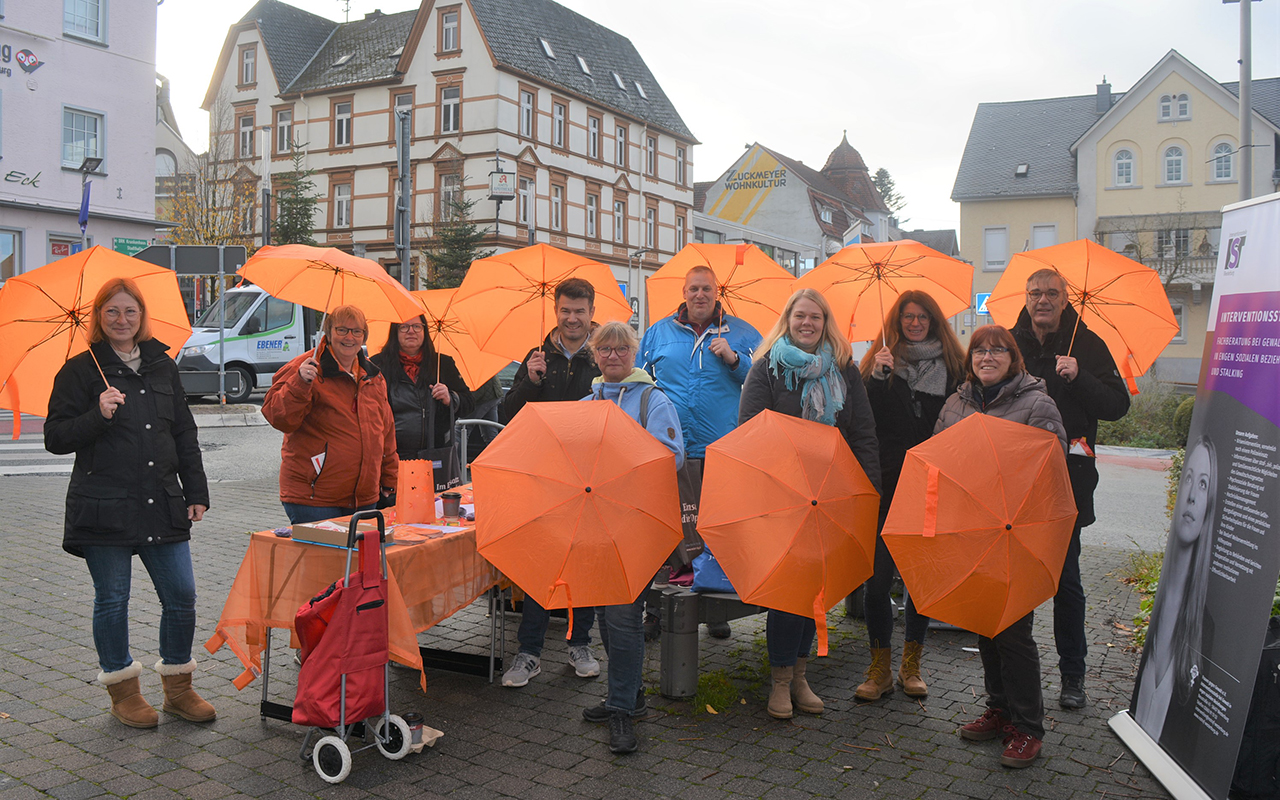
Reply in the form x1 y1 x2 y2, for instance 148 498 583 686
739 288 881 719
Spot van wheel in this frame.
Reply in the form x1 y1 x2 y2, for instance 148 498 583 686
224 366 254 404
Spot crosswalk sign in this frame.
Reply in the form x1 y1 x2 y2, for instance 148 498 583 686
975 292 991 316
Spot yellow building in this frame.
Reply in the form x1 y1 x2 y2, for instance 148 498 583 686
952 50 1280 387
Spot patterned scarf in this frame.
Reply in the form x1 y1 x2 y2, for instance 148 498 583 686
768 336 845 426
895 339 947 397
399 350 423 384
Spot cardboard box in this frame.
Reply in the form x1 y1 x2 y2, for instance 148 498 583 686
290 519 390 548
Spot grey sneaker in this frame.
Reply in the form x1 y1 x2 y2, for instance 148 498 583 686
569 645 600 678
501 652 541 687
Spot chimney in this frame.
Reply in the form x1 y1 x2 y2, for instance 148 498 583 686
1096 77 1112 114
365 9 383 20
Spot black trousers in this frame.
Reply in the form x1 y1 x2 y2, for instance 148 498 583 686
977 611 1044 738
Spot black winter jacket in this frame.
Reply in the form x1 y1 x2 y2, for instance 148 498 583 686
369 351 473 458
45 339 210 557
865 369 958 513
500 328 601 423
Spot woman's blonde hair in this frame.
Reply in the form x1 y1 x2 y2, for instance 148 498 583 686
89 278 152 345
589 320 640 353
857 290 966 383
757 289 852 367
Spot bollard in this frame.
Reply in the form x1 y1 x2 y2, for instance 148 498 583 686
659 588 700 698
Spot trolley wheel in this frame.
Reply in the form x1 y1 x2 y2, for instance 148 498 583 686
312 735 352 783
375 714 412 760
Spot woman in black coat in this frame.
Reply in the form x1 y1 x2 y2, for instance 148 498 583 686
739 288 880 720
44 278 215 729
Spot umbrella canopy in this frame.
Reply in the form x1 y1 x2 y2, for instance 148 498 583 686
795 240 972 343
698 410 879 655
236 244 422 323
881 413 1077 638
645 243 795 333
366 289 512 390
0 246 192 421
450 244 632 361
471 400 681 613
986 239 1179 393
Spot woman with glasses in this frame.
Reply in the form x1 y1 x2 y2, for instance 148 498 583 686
262 305 398 524
370 315 473 469
578 321 684 755
936 324 1065 769
45 278 216 728
739 289 880 720
854 291 966 702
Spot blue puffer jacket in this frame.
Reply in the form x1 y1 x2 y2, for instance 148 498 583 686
581 368 685 470
639 313 761 458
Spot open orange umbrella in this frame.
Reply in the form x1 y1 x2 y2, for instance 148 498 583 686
366 289 512 390
987 239 1179 394
646 243 794 332
237 244 422 323
881 413 1077 638
795 240 972 343
450 244 631 361
698 410 879 655
471 400 681 623
0 246 192 431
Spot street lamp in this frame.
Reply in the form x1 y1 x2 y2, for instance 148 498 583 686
77 156 103 251
628 246 651 330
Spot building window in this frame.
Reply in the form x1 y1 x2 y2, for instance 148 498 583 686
615 125 627 168
1159 93 1190 120
0 229 21 282
1031 224 1056 250
64 0 105 42
519 90 534 138
155 150 176 178
62 107 102 167
441 85 461 134
241 47 256 85
1176 93 1189 118
439 173 461 219
393 92 414 138
1156 229 1191 258
553 102 566 148
819 206 833 224
334 101 352 148
239 114 254 158
275 109 293 153
1159 95 1172 119
586 194 598 238
1213 142 1234 181
694 227 722 245
1163 146 1185 184
333 183 352 228
645 136 656 176
576 55 590 74
675 213 685 250
613 199 626 243
645 206 655 247
517 177 531 225
1114 149 1133 186
539 38 555 59
1169 301 1186 343
612 72 625 91
633 81 648 100
983 226 1008 271
550 184 563 230
676 147 686 185
588 116 601 160
440 8 459 52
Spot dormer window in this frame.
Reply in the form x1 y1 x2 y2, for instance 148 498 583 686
633 81 648 99
389 46 403 58
820 206 833 224
612 72 625 91
576 55 590 74
332 53 353 68
539 38 555 58
1014 163 1029 177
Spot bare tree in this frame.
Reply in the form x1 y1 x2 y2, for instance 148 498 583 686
1102 192 1214 287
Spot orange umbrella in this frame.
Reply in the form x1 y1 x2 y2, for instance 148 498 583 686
366 289 512 390
0 246 192 431
450 244 631 361
471 400 681 621
795 240 972 343
237 244 422 323
646 243 795 332
881 413 1077 638
987 239 1179 394
697 410 880 656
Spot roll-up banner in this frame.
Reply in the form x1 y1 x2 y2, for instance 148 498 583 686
1111 191 1280 800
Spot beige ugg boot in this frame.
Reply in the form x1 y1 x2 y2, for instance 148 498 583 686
156 659 217 722
100 661 158 728
768 666 794 719
791 657 824 714
898 641 929 697
855 647 894 701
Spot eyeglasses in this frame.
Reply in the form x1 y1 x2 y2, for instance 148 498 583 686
900 313 930 323
1027 289 1063 301
400 324 425 333
103 308 140 320
596 345 632 357
332 326 366 338
972 347 1010 358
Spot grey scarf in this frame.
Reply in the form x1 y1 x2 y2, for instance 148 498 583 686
894 339 946 397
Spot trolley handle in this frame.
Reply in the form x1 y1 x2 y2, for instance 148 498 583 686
346 509 387 549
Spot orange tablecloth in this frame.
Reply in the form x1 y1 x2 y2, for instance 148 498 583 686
206 519 500 692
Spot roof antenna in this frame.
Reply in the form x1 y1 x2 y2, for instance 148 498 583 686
337 0 351 22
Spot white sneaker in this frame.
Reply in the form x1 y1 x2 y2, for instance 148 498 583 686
501 652 541 687
569 645 601 678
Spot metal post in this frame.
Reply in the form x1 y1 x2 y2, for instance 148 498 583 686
1239 0 1253 200
394 108 413 289
261 189 272 247
217 246 226 405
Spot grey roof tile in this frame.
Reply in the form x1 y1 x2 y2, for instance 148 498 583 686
1221 77 1280 130
286 9 415 94
238 0 338 90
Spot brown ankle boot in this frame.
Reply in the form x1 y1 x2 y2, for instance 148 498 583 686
898 641 928 697
768 666 794 719
855 647 893 701
156 660 217 722
790 657 824 714
101 661 158 728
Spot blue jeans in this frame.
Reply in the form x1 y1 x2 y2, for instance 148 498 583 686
516 595 595 657
766 609 815 667
82 542 197 673
1053 522 1087 678
282 503 376 525
597 595 646 713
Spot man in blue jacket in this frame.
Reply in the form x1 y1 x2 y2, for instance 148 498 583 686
640 266 762 638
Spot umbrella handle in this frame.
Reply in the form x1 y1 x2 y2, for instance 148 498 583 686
553 579 574 641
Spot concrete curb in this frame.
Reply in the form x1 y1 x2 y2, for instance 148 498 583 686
193 412 269 428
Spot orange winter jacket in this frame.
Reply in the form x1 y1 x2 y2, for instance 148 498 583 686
262 345 398 508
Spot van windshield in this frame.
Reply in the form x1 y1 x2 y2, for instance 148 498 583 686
195 293 259 329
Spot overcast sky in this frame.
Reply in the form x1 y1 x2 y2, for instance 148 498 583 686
158 0 1280 237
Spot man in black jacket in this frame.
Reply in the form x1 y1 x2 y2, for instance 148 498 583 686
498 278 602 688
1012 268 1130 710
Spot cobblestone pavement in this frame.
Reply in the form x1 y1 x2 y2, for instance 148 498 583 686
0 474 1173 800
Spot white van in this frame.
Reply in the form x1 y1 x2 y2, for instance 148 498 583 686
175 286 319 403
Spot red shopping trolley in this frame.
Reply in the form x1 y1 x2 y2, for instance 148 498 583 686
294 510 412 783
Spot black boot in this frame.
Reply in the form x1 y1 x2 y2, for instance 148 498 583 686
608 711 637 754
1059 675 1086 709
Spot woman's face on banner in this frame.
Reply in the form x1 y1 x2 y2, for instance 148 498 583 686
1175 444 1213 545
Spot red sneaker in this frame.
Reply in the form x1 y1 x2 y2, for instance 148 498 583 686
1000 727 1042 768
959 708 1009 741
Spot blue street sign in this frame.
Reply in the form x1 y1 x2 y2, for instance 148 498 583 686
975 292 991 315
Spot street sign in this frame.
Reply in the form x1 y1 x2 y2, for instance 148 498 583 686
113 238 149 256
134 245 248 275
617 280 628 298
975 292 991 316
